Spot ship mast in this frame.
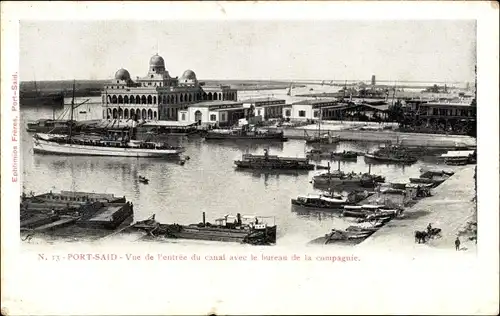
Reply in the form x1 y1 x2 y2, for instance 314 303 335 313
68 80 76 139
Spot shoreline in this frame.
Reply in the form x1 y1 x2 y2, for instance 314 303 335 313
359 165 477 252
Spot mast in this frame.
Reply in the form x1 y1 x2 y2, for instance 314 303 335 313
69 80 75 139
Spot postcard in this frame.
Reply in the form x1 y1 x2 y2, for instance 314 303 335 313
1 1 498 315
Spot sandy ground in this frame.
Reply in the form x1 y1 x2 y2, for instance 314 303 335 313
359 165 477 252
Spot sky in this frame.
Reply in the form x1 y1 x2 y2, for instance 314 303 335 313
20 20 476 83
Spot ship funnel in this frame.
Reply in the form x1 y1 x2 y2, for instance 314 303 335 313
202 212 206 225
237 213 242 226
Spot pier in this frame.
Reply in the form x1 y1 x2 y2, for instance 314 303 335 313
359 165 476 251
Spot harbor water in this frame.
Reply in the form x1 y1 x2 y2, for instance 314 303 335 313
20 103 454 245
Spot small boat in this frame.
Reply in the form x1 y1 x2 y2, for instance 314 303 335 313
138 176 149 184
79 111 87 114
234 149 314 171
323 229 372 245
291 193 349 210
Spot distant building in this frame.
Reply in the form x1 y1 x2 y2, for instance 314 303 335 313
101 54 238 121
285 98 345 121
178 100 247 127
241 97 286 120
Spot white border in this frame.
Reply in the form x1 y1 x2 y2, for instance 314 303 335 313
1 2 498 315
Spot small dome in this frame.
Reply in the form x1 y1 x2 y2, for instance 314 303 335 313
181 69 197 80
150 54 165 67
114 68 130 81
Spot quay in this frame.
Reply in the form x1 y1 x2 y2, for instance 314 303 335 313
359 165 476 251
273 126 477 148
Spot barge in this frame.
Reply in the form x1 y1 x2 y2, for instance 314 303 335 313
127 213 277 245
234 149 315 170
205 125 287 141
306 149 360 160
291 190 373 210
20 191 134 237
364 143 418 164
312 169 385 188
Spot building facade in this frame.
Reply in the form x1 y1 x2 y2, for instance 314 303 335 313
241 97 286 120
178 100 248 127
101 54 238 121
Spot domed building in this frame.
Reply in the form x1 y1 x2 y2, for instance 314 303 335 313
102 54 238 121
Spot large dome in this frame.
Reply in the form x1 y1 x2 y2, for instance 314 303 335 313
114 68 131 81
150 54 165 67
181 69 197 80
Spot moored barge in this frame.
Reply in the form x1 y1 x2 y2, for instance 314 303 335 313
127 213 277 245
234 149 314 170
205 125 287 141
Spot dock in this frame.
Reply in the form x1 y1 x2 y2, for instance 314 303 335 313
359 165 476 251
269 127 477 148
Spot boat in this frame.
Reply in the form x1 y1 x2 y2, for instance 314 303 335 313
128 213 277 245
323 229 373 245
26 97 90 133
440 150 476 165
305 132 340 145
234 149 315 170
364 143 418 164
26 119 76 133
32 81 185 158
312 169 384 188
306 149 360 160
291 193 349 209
205 125 287 141
342 204 402 219
138 176 149 184
20 90 65 108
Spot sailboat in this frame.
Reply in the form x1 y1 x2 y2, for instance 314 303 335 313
26 94 90 134
32 81 185 157
286 82 293 96
304 107 339 145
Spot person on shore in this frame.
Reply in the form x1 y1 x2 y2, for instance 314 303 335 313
455 237 461 251
427 223 432 234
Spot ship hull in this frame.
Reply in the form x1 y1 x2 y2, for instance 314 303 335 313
235 161 315 170
365 153 417 164
131 223 277 245
33 139 184 157
205 134 287 141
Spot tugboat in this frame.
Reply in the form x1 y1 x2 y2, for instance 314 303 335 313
128 213 277 245
138 176 149 184
205 124 287 142
234 149 315 170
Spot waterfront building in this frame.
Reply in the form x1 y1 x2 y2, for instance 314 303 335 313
178 100 247 127
101 54 238 121
241 97 286 120
284 98 346 121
